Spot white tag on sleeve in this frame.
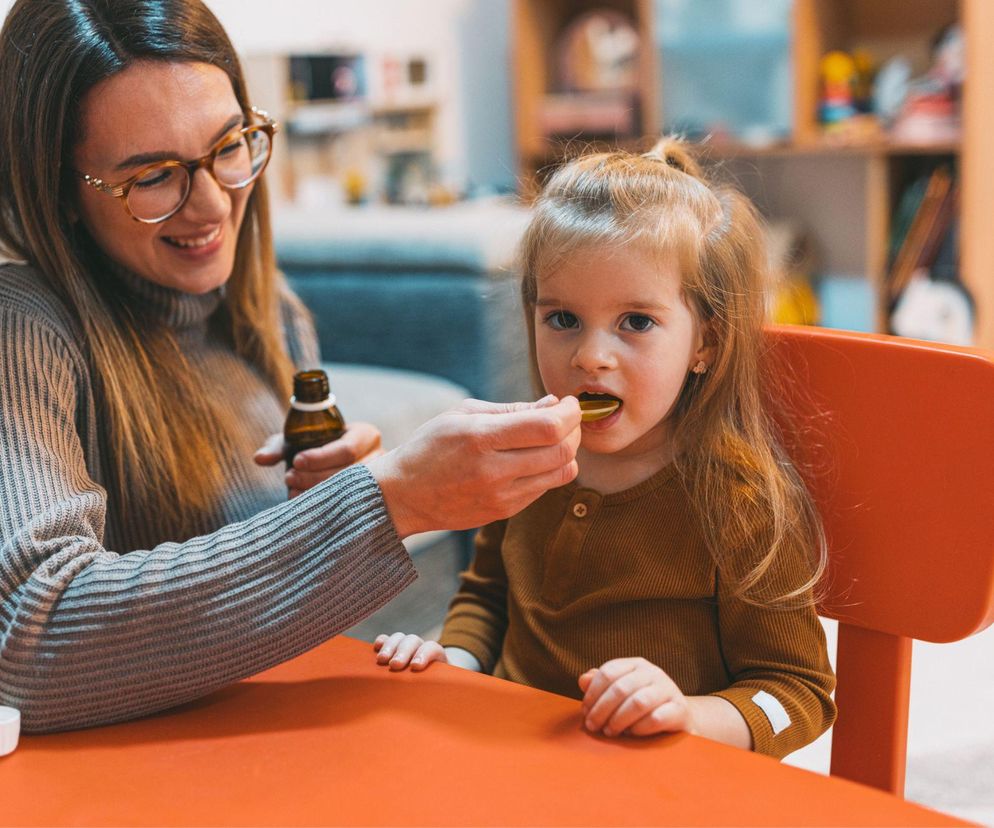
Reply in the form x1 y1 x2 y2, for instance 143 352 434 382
751 690 791 735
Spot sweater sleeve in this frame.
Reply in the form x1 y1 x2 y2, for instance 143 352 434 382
0 309 415 733
709 547 837 759
438 520 509 672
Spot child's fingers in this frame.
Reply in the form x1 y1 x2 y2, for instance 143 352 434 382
580 659 641 712
410 641 447 671
583 665 655 732
577 669 596 693
373 634 389 651
375 632 408 665
601 684 670 737
625 700 687 737
388 634 427 671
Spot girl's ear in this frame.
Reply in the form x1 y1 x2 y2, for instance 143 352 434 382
693 319 717 369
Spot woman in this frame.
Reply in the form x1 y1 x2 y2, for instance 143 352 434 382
0 0 580 733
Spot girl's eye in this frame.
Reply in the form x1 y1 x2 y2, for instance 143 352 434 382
544 310 578 330
621 314 656 332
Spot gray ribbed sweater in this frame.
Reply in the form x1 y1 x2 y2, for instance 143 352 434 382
0 262 416 732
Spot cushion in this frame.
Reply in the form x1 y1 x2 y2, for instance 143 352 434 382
274 198 531 273
322 361 468 452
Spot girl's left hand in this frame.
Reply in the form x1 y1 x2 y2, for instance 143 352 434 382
254 422 384 497
578 657 694 738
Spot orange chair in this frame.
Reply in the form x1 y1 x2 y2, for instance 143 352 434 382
764 325 994 796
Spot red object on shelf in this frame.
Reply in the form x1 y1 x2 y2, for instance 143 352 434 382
540 92 638 137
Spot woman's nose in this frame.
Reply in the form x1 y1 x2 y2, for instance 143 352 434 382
571 332 617 373
181 166 230 222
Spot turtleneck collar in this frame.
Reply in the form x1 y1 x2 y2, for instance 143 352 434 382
109 262 224 330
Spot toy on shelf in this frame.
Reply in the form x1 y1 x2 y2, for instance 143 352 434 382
873 56 913 126
851 49 876 113
818 50 882 144
767 220 819 327
819 51 857 126
890 24 963 145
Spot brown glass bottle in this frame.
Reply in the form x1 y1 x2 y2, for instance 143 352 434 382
284 369 346 469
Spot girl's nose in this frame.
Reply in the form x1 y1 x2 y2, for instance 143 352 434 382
180 166 230 222
571 332 617 373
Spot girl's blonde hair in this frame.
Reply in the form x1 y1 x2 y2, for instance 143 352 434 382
521 138 827 606
0 0 301 541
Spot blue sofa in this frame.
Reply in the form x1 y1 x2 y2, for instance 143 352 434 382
275 199 533 403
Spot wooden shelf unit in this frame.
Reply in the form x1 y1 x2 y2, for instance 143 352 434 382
512 0 994 345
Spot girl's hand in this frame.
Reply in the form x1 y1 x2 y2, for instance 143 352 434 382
254 422 384 497
373 632 447 672
578 657 694 738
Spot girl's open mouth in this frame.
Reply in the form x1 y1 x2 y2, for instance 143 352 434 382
578 392 622 422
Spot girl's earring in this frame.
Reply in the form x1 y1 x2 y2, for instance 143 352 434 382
691 361 708 375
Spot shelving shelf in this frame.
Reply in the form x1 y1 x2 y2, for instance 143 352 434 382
512 0 993 345
703 139 961 159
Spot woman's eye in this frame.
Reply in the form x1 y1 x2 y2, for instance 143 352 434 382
217 137 245 158
133 169 174 189
622 314 656 332
545 311 578 330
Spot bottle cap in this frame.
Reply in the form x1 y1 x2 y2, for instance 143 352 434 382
0 707 20 756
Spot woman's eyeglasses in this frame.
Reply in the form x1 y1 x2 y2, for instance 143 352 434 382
77 107 278 224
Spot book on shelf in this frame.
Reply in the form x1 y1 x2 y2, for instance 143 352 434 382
887 167 973 345
887 166 955 302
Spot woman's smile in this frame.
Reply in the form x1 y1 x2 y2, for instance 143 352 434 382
162 226 221 249
160 225 225 264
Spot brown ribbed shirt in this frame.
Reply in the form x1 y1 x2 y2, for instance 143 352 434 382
440 463 836 758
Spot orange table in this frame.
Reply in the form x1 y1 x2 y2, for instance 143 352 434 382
0 636 967 827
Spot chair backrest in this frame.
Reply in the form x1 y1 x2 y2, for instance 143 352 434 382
764 325 994 795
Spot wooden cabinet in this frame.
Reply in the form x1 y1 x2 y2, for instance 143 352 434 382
511 0 994 346
243 53 440 206
512 0 658 184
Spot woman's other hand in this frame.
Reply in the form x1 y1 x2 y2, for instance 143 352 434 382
368 395 581 538
254 422 383 497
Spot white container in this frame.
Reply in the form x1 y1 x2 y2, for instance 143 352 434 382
0 706 20 756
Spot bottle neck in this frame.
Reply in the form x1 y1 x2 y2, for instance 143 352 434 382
289 393 337 412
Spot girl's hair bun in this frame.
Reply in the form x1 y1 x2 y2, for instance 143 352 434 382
643 137 703 179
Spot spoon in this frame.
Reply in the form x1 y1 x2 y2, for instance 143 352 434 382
579 399 620 422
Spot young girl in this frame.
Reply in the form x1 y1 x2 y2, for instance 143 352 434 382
374 138 835 759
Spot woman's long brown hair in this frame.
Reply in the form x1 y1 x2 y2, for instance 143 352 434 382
520 138 828 607
0 0 299 539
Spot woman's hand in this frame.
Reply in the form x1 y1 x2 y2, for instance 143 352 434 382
373 633 447 672
254 422 383 497
367 395 581 538
578 657 693 738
